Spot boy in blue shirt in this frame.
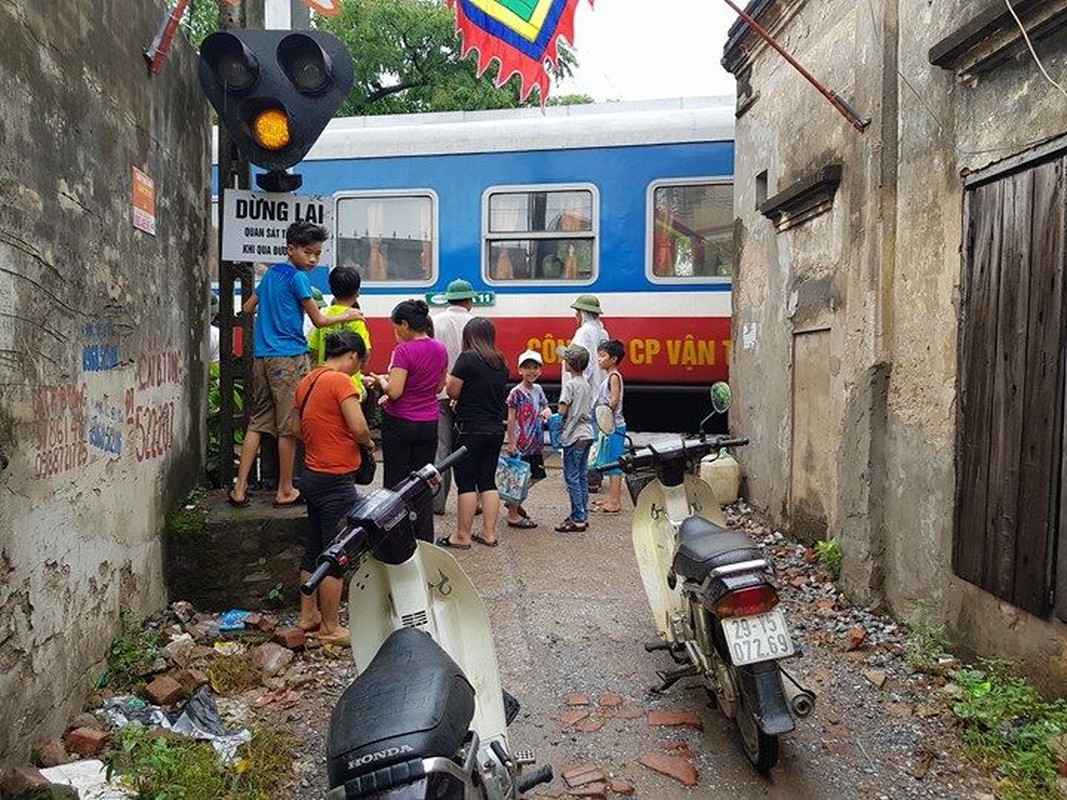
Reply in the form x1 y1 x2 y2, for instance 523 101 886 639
228 221 363 508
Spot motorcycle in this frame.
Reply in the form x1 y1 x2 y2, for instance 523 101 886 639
303 446 553 799
593 385 815 773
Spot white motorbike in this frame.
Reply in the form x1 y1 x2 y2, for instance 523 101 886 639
594 385 814 773
303 446 552 799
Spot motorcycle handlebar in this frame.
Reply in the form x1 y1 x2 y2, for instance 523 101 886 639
597 435 749 474
300 446 471 595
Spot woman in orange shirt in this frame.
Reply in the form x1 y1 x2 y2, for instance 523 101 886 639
291 331 374 646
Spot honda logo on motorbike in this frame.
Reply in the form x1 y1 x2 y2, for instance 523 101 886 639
348 745 414 769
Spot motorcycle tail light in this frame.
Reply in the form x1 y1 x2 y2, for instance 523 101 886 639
714 584 779 617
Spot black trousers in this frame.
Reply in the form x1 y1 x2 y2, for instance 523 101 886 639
381 411 439 542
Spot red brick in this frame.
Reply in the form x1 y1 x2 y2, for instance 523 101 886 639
62 728 109 758
608 708 646 720
31 739 70 768
256 615 278 633
564 693 590 706
144 674 185 706
272 626 306 650
3 765 49 792
173 668 210 693
573 717 605 733
610 779 635 796
845 626 869 651
561 764 607 787
597 692 624 708
564 782 607 798
647 710 703 730
558 709 591 726
244 612 263 628
639 751 699 786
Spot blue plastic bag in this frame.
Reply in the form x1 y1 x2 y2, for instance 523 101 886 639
496 455 532 504
547 412 563 451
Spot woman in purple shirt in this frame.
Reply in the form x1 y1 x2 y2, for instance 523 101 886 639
370 299 448 541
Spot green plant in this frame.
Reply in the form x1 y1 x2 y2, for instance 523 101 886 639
108 722 294 799
903 598 950 673
813 539 842 579
102 609 162 691
951 659 1067 799
266 582 285 607
206 362 245 488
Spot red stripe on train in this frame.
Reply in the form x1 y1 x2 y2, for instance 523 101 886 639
363 316 731 385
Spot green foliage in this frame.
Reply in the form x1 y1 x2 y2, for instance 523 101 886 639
952 660 1067 800
903 598 950 673
266 582 285 607
181 0 583 117
109 723 294 799
206 362 244 488
813 539 842 579
103 609 162 691
318 0 576 115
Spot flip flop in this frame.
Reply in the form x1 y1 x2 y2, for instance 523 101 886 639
507 518 537 529
596 506 621 514
273 492 304 508
435 536 471 550
227 490 251 508
472 534 499 547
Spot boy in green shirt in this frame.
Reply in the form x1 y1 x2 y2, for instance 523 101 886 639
308 266 372 399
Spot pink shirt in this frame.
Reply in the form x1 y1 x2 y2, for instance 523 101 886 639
384 337 448 422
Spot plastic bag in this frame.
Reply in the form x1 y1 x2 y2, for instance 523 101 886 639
496 455 532 504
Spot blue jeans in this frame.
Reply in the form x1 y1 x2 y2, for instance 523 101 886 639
563 440 593 523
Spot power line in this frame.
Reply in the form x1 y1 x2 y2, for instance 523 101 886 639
1004 0 1067 99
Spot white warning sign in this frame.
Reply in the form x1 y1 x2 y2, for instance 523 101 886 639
221 189 335 265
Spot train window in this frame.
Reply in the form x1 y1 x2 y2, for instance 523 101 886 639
647 180 733 282
483 185 597 284
334 192 437 285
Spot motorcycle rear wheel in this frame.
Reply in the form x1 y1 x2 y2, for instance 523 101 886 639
736 691 779 774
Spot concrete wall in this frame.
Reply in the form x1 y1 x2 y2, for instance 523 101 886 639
725 0 1067 686
0 1 210 762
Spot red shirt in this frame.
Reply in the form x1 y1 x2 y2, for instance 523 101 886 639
295 368 362 474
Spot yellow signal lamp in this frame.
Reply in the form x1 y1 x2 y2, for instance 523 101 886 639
252 108 291 151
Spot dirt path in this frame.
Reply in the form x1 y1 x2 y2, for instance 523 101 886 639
284 456 993 799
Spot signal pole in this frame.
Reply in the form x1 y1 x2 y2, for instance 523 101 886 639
216 0 259 489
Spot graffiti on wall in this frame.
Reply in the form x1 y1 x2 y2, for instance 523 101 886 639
29 326 185 478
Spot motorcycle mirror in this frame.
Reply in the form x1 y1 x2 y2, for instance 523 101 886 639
710 382 733 414
595 404 615 436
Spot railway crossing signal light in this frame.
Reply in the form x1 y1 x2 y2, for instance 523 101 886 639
198 30 353 192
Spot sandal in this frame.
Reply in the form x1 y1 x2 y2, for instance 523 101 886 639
273 492 304 508
507 518 538 529
472 534 499 547
435 536 471 550
554 518 587 532
227 490 251 508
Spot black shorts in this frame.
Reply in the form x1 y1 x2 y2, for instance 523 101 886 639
454 431 503 494
301 468 360 577
521 453 546 481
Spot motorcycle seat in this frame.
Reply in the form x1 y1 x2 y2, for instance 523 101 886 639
672 516 764 583
327 627 475 789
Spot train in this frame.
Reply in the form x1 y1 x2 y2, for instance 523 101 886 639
218 97 735 431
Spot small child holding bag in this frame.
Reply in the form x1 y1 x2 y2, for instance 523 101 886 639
555 345 594 532
504 349 551 528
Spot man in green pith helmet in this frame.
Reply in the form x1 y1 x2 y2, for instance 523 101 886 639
432 278 476 514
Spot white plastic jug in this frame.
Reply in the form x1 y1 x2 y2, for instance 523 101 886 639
699 449 741 505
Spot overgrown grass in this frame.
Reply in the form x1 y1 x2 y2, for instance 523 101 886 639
903 598 950 673
102 609 163 691
108 723 294 799
952 659 1067 800
208 653 263 696
813 539 842 579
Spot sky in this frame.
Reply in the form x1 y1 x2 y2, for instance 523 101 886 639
555 0 740 101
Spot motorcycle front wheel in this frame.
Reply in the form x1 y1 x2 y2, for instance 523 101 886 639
735 690 779 774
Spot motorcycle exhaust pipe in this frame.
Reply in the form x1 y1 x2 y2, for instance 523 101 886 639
779 667 816 718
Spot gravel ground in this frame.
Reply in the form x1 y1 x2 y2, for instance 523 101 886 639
266 447 995 799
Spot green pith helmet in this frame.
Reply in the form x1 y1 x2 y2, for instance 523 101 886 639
570 294 603 315
444 278 476 301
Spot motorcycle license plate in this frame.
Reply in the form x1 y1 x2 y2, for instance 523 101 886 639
721 610 795 665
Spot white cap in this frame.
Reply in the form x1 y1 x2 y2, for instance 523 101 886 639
517 348 543 366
